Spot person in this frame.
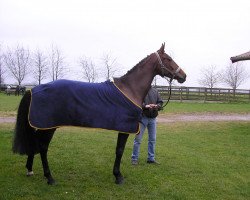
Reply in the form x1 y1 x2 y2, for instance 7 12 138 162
6 85 11 96
131 86 163 165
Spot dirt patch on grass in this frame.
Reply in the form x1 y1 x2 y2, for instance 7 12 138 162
0 117 16 123
1 113 250 124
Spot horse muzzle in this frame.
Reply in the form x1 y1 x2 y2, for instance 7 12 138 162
177 74 186 83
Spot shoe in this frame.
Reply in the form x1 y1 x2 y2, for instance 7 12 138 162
147 160 160 165
131 160 138 165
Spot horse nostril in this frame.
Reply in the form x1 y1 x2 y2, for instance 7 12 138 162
178 75 186 83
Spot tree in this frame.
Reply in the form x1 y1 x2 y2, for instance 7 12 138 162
198 65 220 89
222 62 249 90
0 45 6 85
32 49 48 85
4 45 30 86
48 45 66 81
101 53 118 80
79 56 97 83
153 76 163 86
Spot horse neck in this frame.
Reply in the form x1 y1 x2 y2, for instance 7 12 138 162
114 55 157 107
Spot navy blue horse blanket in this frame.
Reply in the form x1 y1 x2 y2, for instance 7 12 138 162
29 80 142 134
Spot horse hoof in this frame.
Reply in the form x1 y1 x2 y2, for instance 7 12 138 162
26 171 34 176
47 179 56 185
115 176 124 185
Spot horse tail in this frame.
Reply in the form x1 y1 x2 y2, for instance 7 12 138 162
12 90 38 155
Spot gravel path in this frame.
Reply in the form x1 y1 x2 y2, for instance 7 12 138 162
1 113 250 124
0 117 16 123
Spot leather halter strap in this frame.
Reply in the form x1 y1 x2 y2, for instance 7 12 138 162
154 51 180 108
154 51 182 79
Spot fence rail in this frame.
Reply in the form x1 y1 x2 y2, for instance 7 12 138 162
1 84 250 103
155 86 250 103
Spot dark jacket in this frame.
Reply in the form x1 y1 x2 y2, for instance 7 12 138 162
142 87 163 118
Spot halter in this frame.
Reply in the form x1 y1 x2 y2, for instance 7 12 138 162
154 51 182 108
154 51 182 79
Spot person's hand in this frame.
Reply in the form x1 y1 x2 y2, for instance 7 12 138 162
145 104 158 109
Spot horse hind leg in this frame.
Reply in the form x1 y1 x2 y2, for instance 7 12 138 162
37 129 56 185
113 132 129 184
26 154 34 176
40 149 55 185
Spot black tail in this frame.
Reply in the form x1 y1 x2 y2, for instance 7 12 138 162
12 91 39 155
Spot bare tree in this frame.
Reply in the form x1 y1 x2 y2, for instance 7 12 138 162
32 49 48 85
0 59 5 85
101 53 118 80
222 62 249 90
79 56 97 83
48 45 66 81
198 65 220 89
153 75 162 86
0 45 6 85
4 45 30 86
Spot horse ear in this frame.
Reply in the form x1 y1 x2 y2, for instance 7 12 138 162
159 43 165 54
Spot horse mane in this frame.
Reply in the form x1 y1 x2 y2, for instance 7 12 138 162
121 54 152 78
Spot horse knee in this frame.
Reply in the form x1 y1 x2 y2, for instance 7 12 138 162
116 147 125 156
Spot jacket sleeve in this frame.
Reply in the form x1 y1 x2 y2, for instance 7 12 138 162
156 91 163 110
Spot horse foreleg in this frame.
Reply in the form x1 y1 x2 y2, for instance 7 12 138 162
113 132 129 184
26 154 34 176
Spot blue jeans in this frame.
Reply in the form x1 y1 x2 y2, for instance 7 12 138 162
131 116 157 162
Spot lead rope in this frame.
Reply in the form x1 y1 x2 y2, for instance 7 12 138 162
161 77 173 109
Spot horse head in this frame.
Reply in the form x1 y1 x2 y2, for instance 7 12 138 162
155 43 186 83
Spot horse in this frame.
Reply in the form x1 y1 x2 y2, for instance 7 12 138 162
12 43 186 185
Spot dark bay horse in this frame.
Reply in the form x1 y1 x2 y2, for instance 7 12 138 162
12 43 186 185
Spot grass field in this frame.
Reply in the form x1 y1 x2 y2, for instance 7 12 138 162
0 122 249 200
0 92 250 199
162 101 250 114
0 93 22 116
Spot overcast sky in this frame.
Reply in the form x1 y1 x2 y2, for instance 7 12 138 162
1 0 250 88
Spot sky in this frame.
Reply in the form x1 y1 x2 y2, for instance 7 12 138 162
0 0 250 89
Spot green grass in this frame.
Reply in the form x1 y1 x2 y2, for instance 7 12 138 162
0 122 249 200
162 101 250 114
0 93 22 116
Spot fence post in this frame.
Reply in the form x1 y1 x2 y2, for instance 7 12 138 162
180 87 183 102
218 89 221 101
228 89 231 102
204 88 207 103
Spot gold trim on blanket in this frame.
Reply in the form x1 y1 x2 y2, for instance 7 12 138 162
112 81 142 109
